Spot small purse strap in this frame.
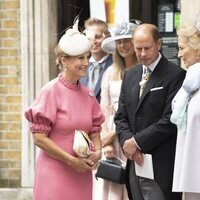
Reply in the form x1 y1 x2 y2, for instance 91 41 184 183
106 158 122 166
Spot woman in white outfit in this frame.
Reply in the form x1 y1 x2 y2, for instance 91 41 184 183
170 14 200 200
93 20 140 200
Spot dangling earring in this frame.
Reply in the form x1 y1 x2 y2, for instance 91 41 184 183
64 66 68 71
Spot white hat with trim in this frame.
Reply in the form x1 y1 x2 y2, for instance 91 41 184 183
101 20 141 54
59 19 91 56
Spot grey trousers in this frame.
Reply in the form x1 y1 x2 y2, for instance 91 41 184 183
184 192 200 200
129 161 165 200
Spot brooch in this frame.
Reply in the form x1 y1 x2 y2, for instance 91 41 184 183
89 92 94 97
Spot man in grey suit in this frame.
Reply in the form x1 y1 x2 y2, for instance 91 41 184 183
80 18 113 102
114 23 185 200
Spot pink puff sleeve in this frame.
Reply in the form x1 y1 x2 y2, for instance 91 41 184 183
25 84 57 135
90 97 105 134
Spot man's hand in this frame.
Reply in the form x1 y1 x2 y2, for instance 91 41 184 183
123 138 138 160
132 149 143 166
103 145 116 159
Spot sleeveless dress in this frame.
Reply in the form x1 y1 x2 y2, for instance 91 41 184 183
25 73 104 200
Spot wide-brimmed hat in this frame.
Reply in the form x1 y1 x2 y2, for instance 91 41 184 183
59 19 91 56
101 20 141 53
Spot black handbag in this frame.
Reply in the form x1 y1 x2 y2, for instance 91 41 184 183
95 158 126 184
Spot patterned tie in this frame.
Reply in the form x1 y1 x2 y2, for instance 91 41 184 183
139 66 151 97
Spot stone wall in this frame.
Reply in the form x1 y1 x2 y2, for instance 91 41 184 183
0 0 21 187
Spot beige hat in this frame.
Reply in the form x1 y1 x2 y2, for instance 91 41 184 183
59 20 91 56
101 20 141 54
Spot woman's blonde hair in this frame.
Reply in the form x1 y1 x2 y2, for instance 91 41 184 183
177 23 200 50
110 47 138 81
54 45 70 72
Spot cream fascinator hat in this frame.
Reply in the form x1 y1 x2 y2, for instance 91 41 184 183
101 19 141 54
59 19 91 56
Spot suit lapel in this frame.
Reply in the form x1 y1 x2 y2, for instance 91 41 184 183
136 57 167 112
128 67 142 112
94 55 112 96
94 66 107 96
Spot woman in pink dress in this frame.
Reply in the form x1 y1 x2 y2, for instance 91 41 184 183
25 20 104 200
93 20 140 200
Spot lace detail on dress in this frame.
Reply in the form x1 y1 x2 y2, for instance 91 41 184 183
58 73 80 90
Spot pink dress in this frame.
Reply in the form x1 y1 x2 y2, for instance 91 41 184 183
93 66 129 200
25 73 104 200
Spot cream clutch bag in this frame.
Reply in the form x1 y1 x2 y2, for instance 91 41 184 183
73 130 94 158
